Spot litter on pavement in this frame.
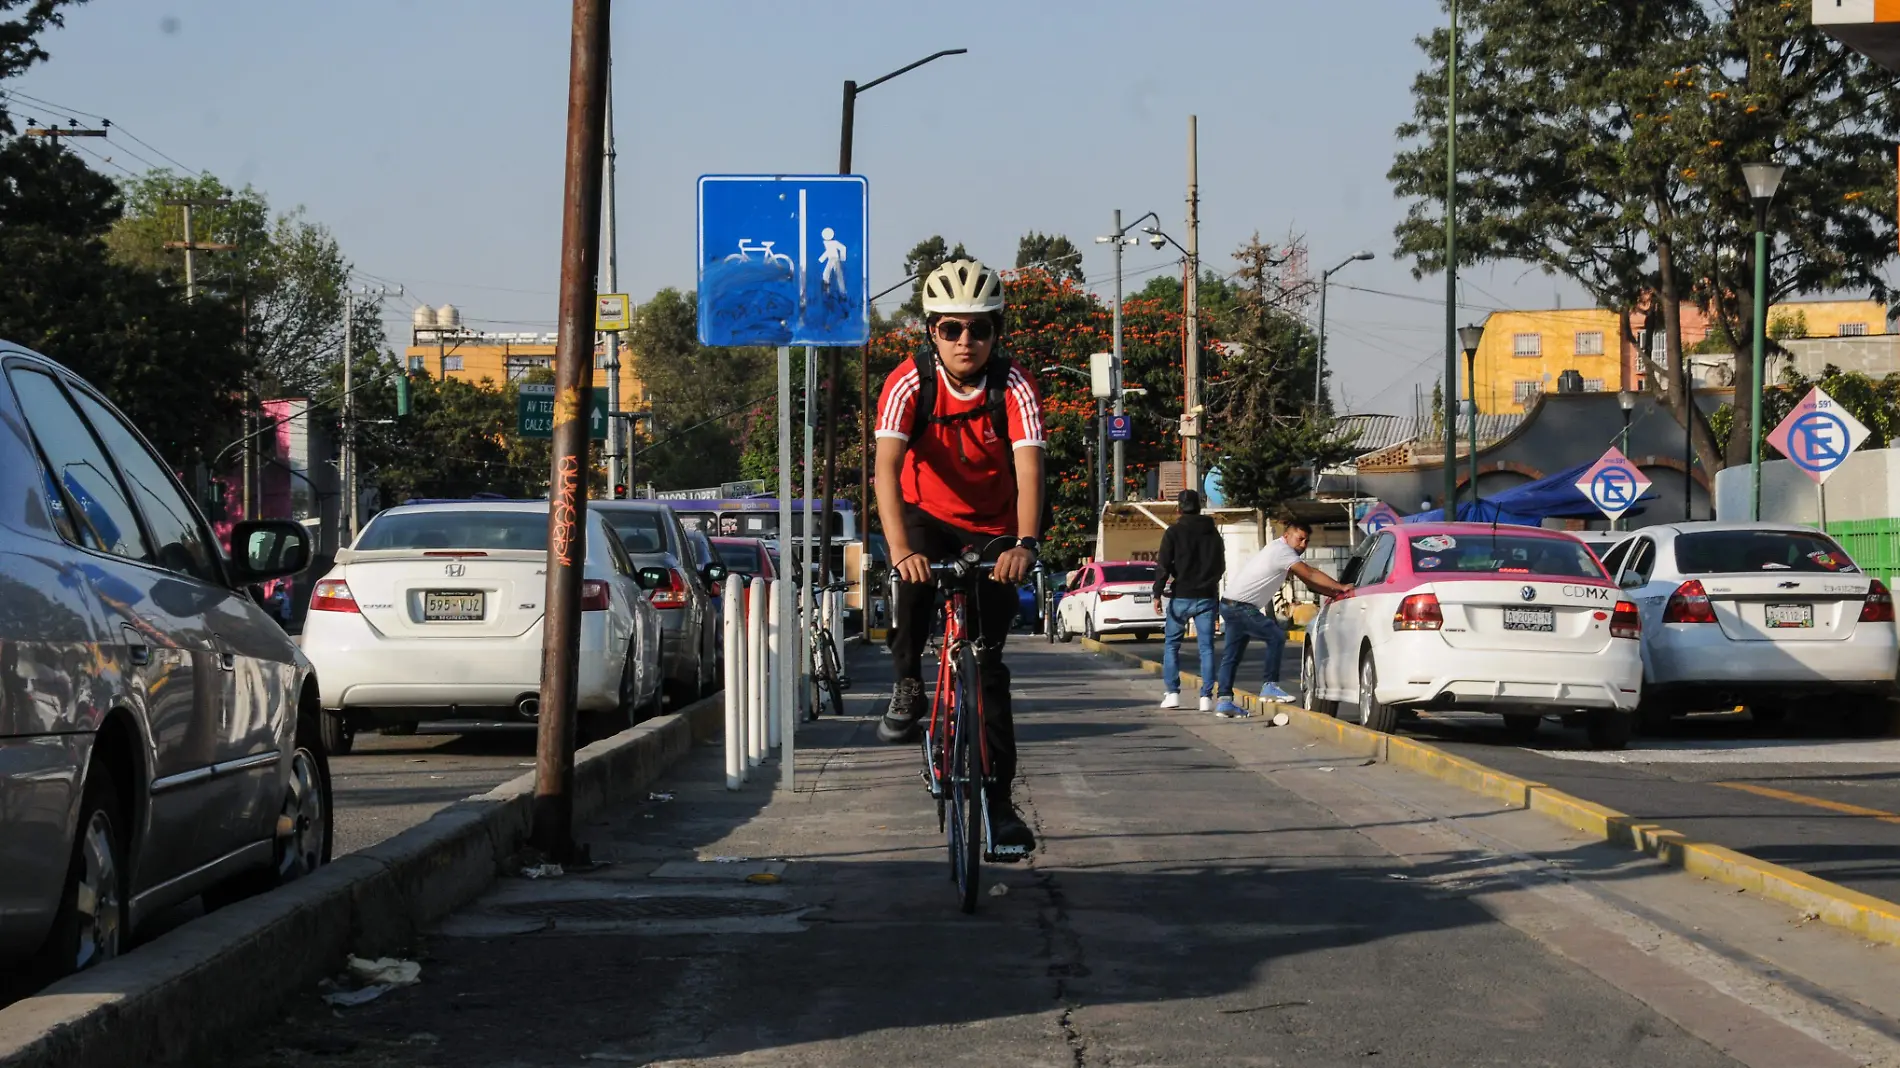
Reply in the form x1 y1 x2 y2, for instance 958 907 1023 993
321 955 422 1007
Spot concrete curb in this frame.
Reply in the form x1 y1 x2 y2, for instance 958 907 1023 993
1077 636 1900 948
0 692 727 1068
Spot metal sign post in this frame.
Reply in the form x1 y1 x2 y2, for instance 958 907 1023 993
778 346 797 790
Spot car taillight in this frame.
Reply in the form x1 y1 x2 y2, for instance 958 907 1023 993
1099 591 1124 602
1611 600 1641 639
310 579 358 614
1393 593 1443 631
581 579 612 612
1862 579 1895 623
1662 580 1717 624
650 568 688 609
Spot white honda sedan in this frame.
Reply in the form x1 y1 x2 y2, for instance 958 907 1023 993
302 501 665 754
1301 523 1644 749
1598 522 1898 733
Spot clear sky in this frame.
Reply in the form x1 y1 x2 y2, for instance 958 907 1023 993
14 0 1599 416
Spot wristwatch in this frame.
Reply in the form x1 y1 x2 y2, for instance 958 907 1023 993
1016 536 1040 554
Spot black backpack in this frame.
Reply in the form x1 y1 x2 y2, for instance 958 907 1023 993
904 348 1052 539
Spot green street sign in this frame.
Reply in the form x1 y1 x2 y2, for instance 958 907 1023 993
517 384 608 440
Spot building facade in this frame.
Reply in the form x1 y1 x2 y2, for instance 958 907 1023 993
403 329 647 401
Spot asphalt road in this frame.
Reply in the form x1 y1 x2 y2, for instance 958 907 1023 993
330 726 543 857
216 641 1886 1067
1109 632 1900 908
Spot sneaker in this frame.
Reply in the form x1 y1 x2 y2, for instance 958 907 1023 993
1159 692 1181 710
877 679 925 744
1215 697 1249 719
1260 683 1296 703
1199 696 1213 713
988 798 1036 854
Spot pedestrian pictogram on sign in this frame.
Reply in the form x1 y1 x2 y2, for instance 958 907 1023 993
1574 447 1651 522
1358 502 1401 535
1768 385 1869 485
1108 414 1133 441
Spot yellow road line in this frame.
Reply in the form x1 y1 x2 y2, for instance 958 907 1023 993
1715 780 1900 825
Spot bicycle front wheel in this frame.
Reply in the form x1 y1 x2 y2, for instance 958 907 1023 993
949 645 983 913
817 630 846 717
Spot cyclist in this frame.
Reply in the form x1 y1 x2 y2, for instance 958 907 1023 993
873 258 1043 853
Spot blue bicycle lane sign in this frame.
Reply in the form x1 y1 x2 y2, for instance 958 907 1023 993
1573 446 1651 522
1768 385 1869 485
696 175 869 348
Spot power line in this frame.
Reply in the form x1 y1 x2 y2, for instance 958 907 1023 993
4 88 205 177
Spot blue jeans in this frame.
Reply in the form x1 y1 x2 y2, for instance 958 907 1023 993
1218 601 1286 697
1161 597 1218 697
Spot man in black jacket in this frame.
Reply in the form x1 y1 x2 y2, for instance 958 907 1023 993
1151 490 1226 711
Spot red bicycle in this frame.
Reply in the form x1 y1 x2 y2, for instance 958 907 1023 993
919 547 1031 913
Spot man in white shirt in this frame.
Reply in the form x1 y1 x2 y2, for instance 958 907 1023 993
1216 519 1353 717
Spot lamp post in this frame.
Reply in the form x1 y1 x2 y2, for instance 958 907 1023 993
1097 209 1160 502
1042 364 1103 515
1141 224 1201 492
1318 253 1376 415
1442 0 1464 526
1616 389 1637 531
1458 323 1485 516
1742 161 1785 522
842 48 968 555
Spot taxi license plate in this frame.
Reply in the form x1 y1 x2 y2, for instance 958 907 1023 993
1766 603 1813 629
423 591 485 622
1502 606 1554 632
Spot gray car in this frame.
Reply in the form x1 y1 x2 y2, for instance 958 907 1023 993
0 345 324 990
592 502 725 708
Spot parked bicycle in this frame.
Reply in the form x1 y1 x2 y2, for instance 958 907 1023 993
807 580 851 721
919 548 1033 913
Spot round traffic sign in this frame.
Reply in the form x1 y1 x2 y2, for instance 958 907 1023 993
1786 409 1852 474
1589 465 1638 511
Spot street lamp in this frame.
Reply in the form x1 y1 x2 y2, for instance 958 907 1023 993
1096 209 1160 502
1312 252 1375 499
1458 323 1485 515
1142 224 1205 493
1742 161 1785 522
842 48 968 579
1616 388 1637 531
1042 364 1105 515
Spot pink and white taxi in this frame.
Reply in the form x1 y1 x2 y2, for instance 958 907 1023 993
1300 523 1643 749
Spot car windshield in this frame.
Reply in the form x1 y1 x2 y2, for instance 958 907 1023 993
716 542 762 573
1408 533 1603 579
1674 530 1858 574
606 511 669 555
1100 564 1157 584
357 510 548 551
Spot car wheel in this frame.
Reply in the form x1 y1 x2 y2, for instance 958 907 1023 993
1501 713 1541 744
1301 646 1337 717
1134 630 1153 643
1636 695 1677 737
30 768 128 984
581 654 639 746
1357 652 1399 734
1585 709 1633 750
382 721 417 736
207 707 335 909
319 709 353 756
1085 614 1099 642
1055 613 1073 644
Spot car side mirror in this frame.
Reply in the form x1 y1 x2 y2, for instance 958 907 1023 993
230 520 310 585
637 566 669 591
701 563 729 586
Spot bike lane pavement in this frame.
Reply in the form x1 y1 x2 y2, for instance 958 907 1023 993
215 641 1879 1068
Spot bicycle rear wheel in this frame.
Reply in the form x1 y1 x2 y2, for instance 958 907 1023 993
816 629 846 718
948 646 983 913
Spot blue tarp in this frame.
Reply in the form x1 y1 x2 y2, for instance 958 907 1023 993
1404 461 1654 525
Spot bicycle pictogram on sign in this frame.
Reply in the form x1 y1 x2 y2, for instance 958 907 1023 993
1767 386 1869 486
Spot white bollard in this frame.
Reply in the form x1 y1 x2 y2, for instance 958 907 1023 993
723 574 744 790
747 577 767 768
766 579 783 749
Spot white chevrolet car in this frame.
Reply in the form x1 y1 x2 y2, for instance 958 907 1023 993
1597 522 1898 734
1301 523 1644 749
302 501 665 753
1054 560 1163 641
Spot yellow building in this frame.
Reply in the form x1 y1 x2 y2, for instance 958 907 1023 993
1467 298 1890 414
402 331 647 403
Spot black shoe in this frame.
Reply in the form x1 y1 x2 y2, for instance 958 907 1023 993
988 799 1035 855
877 679 924 744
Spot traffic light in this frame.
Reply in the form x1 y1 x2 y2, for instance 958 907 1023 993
613 483 628 500
395 372 411 417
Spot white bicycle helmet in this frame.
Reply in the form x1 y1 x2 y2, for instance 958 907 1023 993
920 259 1005 315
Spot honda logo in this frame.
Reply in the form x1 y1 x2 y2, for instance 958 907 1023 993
444 562 466 578
1520 586 1537 602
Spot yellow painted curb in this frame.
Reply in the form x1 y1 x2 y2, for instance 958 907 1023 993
1074 635 1900 948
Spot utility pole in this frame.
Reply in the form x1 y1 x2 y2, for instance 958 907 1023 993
603 61 625 498
532 0 610 863
1183 116 1202 495
1441 0 1462 519
341 284 400 543
162 198 235 302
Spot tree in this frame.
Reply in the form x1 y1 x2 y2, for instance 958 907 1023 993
626 287 773 490
1388 0 1898 482
1015 231 1084 282
898 235 969 318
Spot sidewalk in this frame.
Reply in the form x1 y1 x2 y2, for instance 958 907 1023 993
214 641 1900 1068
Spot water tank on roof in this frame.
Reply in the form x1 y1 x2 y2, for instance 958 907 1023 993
436 304 462 330
1556 369 1585 394
412 305 436 330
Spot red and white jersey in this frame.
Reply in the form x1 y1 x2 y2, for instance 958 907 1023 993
875 359 1045 535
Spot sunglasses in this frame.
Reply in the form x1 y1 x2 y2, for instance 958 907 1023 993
935 319 995 343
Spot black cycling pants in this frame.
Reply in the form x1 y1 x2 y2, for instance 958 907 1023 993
890 510 1021 793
